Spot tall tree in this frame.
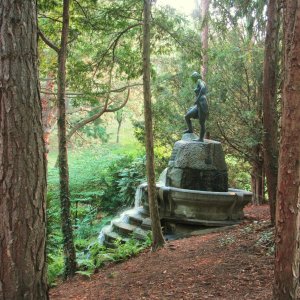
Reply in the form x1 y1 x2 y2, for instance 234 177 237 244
143 0 165 250
39 0 77 278
262 0 280 224
0 0 48 298
200 0 210 80
273 0 300 298
57 0 77 278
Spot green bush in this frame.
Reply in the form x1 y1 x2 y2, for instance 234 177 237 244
100 155 146 213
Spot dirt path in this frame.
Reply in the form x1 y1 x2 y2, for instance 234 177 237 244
50 205 274 300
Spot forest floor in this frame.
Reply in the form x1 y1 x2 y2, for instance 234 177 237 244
50 205 276 300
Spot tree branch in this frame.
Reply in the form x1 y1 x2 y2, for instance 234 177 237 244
216 121 253 162
38 29 60 53
66 88 130 141
40 82 142 96
38 13 63 24
92 22 142 76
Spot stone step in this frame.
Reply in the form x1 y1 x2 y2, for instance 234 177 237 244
104 231 129 244
103 240 116 248
141 205 150 216
132 227 150 241
112 221 137 237
162 216 241 227
141 218 152 230
127 214 144 226
136 206 150 218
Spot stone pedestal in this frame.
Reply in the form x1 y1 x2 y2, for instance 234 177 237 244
166 134 228 192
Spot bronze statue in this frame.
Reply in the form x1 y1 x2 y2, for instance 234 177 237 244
184 71 209 142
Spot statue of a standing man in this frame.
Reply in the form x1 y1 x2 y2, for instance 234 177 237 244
183 71 209 142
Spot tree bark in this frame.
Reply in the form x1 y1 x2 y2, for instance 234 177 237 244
200 0 210 80
116 111 123 144
0 0 48 298
143 0 165 251
273 0 300 298
57 0 77 278
262 0 280 225
251 145 264 205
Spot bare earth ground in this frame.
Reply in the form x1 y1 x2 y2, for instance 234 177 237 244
50 205 275 300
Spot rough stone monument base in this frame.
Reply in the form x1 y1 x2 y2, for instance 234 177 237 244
166 133 228 192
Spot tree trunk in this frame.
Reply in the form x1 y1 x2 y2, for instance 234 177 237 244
116 119 122 143
251 145 264 205
41 74 57 155
262 0 280 225
200 0 210 80
0 1 48 298
57 0 77 278
143 0 165 251
115 110 123 144
273 1 300 298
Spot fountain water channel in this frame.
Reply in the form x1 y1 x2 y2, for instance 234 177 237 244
99 134 252 247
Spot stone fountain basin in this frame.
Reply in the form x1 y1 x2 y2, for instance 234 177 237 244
147 185 252 225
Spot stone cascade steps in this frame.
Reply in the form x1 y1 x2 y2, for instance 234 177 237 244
101 207 151 247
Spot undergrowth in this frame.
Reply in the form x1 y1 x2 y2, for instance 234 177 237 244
76 234 152 278
47 144 147 285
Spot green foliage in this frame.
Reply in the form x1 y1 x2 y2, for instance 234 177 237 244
100 156 146 213
47 145 145 238
76 235 152 276
47 144 145 284
76 117 109 143
226 155 251 190
47 252 64 286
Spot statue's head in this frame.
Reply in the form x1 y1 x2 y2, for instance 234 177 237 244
191 71 201 82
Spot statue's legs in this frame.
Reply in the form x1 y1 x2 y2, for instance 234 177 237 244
184 106 198 133
196 103 207 142
199 118 206 142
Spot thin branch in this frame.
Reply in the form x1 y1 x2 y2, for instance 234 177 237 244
67 33 79 45
40 82 142 96
216 121 252 161
66 88 130 141
73 0 98 30
38 29 60 53
92 22 142 77
66 120 88 142
106 88 130 113
66 107 92 114
153 20 201 58
38 13 63 24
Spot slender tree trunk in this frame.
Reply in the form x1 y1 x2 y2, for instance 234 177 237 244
273 0 300 298
116 119 122 143
200 0 210 80
57 0 77 278
143 0 165 251
251 145 264 205
262 0 280 225
116 110 123 144
0 1 48 298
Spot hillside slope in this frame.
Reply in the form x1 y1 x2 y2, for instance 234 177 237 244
50 205 274 300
